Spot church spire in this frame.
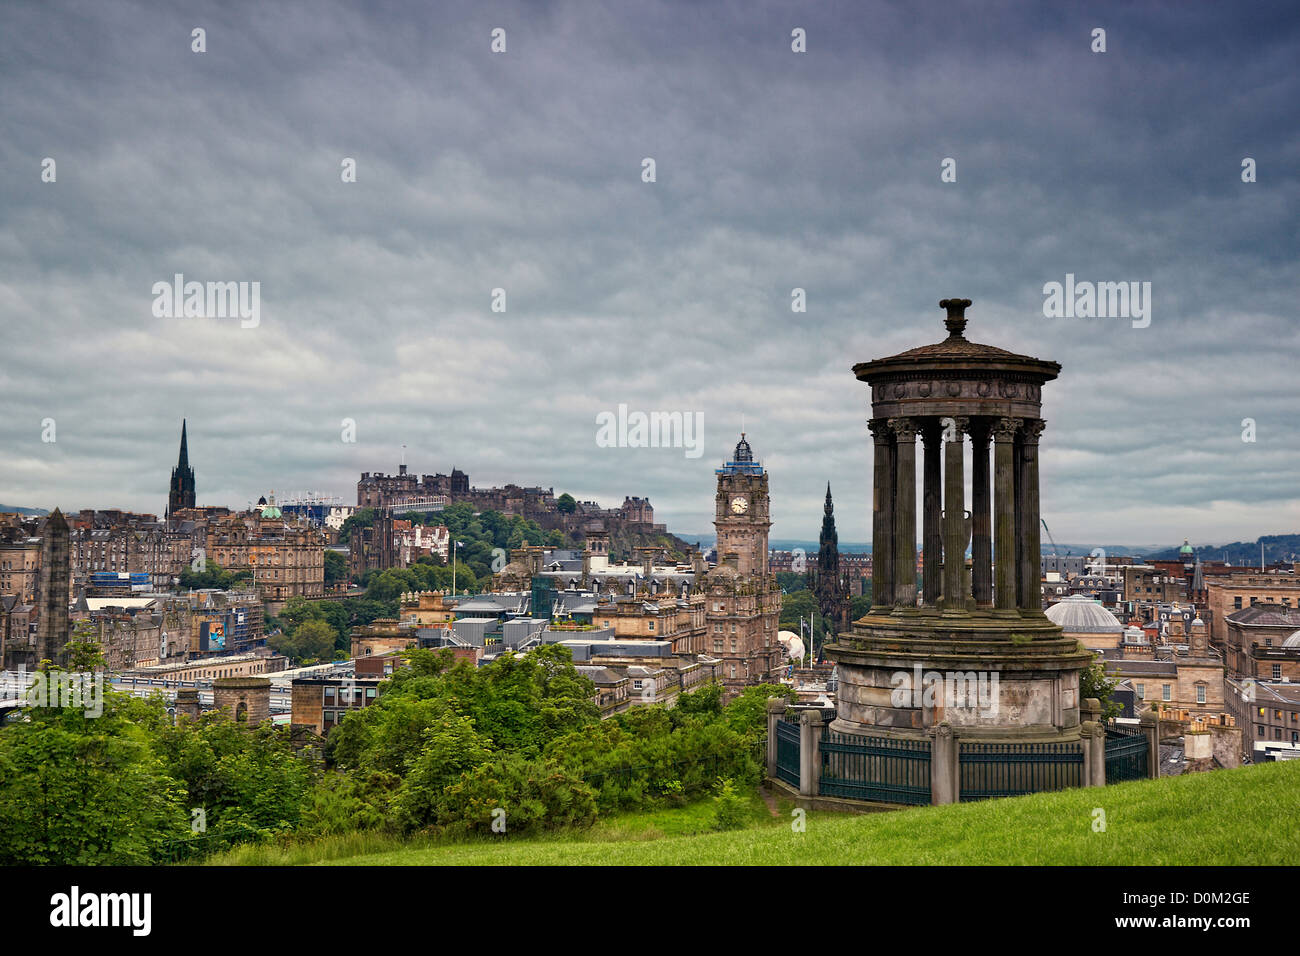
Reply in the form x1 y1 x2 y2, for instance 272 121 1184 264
177 418 190 470
168 419 196 520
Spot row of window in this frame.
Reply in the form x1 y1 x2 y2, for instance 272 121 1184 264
1134 682 1204 704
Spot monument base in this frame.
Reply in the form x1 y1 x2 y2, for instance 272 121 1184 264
824 607 1094 743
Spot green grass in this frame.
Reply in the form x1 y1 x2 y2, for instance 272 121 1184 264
200 789 779 866
205 761 1300 866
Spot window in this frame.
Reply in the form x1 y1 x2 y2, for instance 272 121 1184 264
1197 685 1206 705
1135 683 1145 699
1234 597 1243 609
1162 684 1171 702
647 621 654 632
1274 664 1283 680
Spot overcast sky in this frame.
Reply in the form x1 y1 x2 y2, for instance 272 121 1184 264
1 0 1297 548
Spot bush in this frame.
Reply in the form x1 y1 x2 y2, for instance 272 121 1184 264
435 755 597 837
711 778 750 831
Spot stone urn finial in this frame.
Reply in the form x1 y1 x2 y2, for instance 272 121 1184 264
940 298 972 338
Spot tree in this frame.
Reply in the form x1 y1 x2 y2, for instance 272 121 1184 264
338 508 375 545
270 618 337 663
0 692 189 864
1079 659 1121 722
324 550 348 587
556 493 576 514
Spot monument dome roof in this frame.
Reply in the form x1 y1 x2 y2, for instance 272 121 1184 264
1046 594 1122 634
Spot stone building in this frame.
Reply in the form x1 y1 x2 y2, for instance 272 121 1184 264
0 520 40 604
1227 677 1300 760
826 299 1091 740
1222 603 1300 681
1206 569 1300 652
204 501 325 613
212 676 271 725
291 675 383 737
1122 564 1187 606
705 434 782 697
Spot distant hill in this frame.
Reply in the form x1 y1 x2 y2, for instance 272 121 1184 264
1145 533 1300 565
0 505 48 516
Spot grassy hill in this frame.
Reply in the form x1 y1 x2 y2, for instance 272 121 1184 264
207 760 1300 866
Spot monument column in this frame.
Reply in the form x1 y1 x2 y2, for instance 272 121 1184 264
942 417 968 612
992 417 1020 614
971 420 993 607
889 418 918 609
868 419 895 612
921 419 943 607
1018 419 1047 613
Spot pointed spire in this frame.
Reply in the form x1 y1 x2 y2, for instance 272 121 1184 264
824 483 834 515
177 419 190 470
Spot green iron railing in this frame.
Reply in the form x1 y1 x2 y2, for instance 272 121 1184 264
958 740 1084 801
1104 724 1149 783
775 717 801 787
819 729 931 805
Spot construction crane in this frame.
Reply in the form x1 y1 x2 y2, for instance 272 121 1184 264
1041 518 1070 574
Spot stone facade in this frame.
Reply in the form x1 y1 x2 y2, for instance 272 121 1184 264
212 676 271 725
205 510 325 612
706 435 782 698
1206 571 1300 652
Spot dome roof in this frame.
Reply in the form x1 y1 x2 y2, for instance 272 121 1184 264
1046 594 1123 634
1284 630 1300 649
1179 539 1194 555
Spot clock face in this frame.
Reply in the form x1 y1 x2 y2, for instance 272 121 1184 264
730 496 748 515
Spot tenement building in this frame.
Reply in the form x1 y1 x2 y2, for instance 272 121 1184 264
825 299 1092 743
204 498 325 613
1206 568 1300 658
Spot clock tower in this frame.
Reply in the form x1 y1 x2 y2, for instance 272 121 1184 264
706 433 782 698
713 433 770 576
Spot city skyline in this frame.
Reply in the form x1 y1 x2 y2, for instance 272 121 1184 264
3 1 1298 544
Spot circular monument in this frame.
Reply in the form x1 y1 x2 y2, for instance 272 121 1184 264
825 298 1093 742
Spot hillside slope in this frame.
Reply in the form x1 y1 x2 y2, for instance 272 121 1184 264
318 760 1300 866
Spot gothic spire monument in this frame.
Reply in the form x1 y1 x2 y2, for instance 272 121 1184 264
167 419 196 521
808 483 850 642
824 298 1092 747
34 508 71 668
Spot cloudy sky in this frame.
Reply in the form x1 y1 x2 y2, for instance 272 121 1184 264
2 0 1297 549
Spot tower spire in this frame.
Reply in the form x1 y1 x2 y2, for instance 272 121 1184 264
168 419 197 520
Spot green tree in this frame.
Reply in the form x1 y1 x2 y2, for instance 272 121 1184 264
556 493 577 514
324 550 348 587
0 691 189 864
270 618 337 663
